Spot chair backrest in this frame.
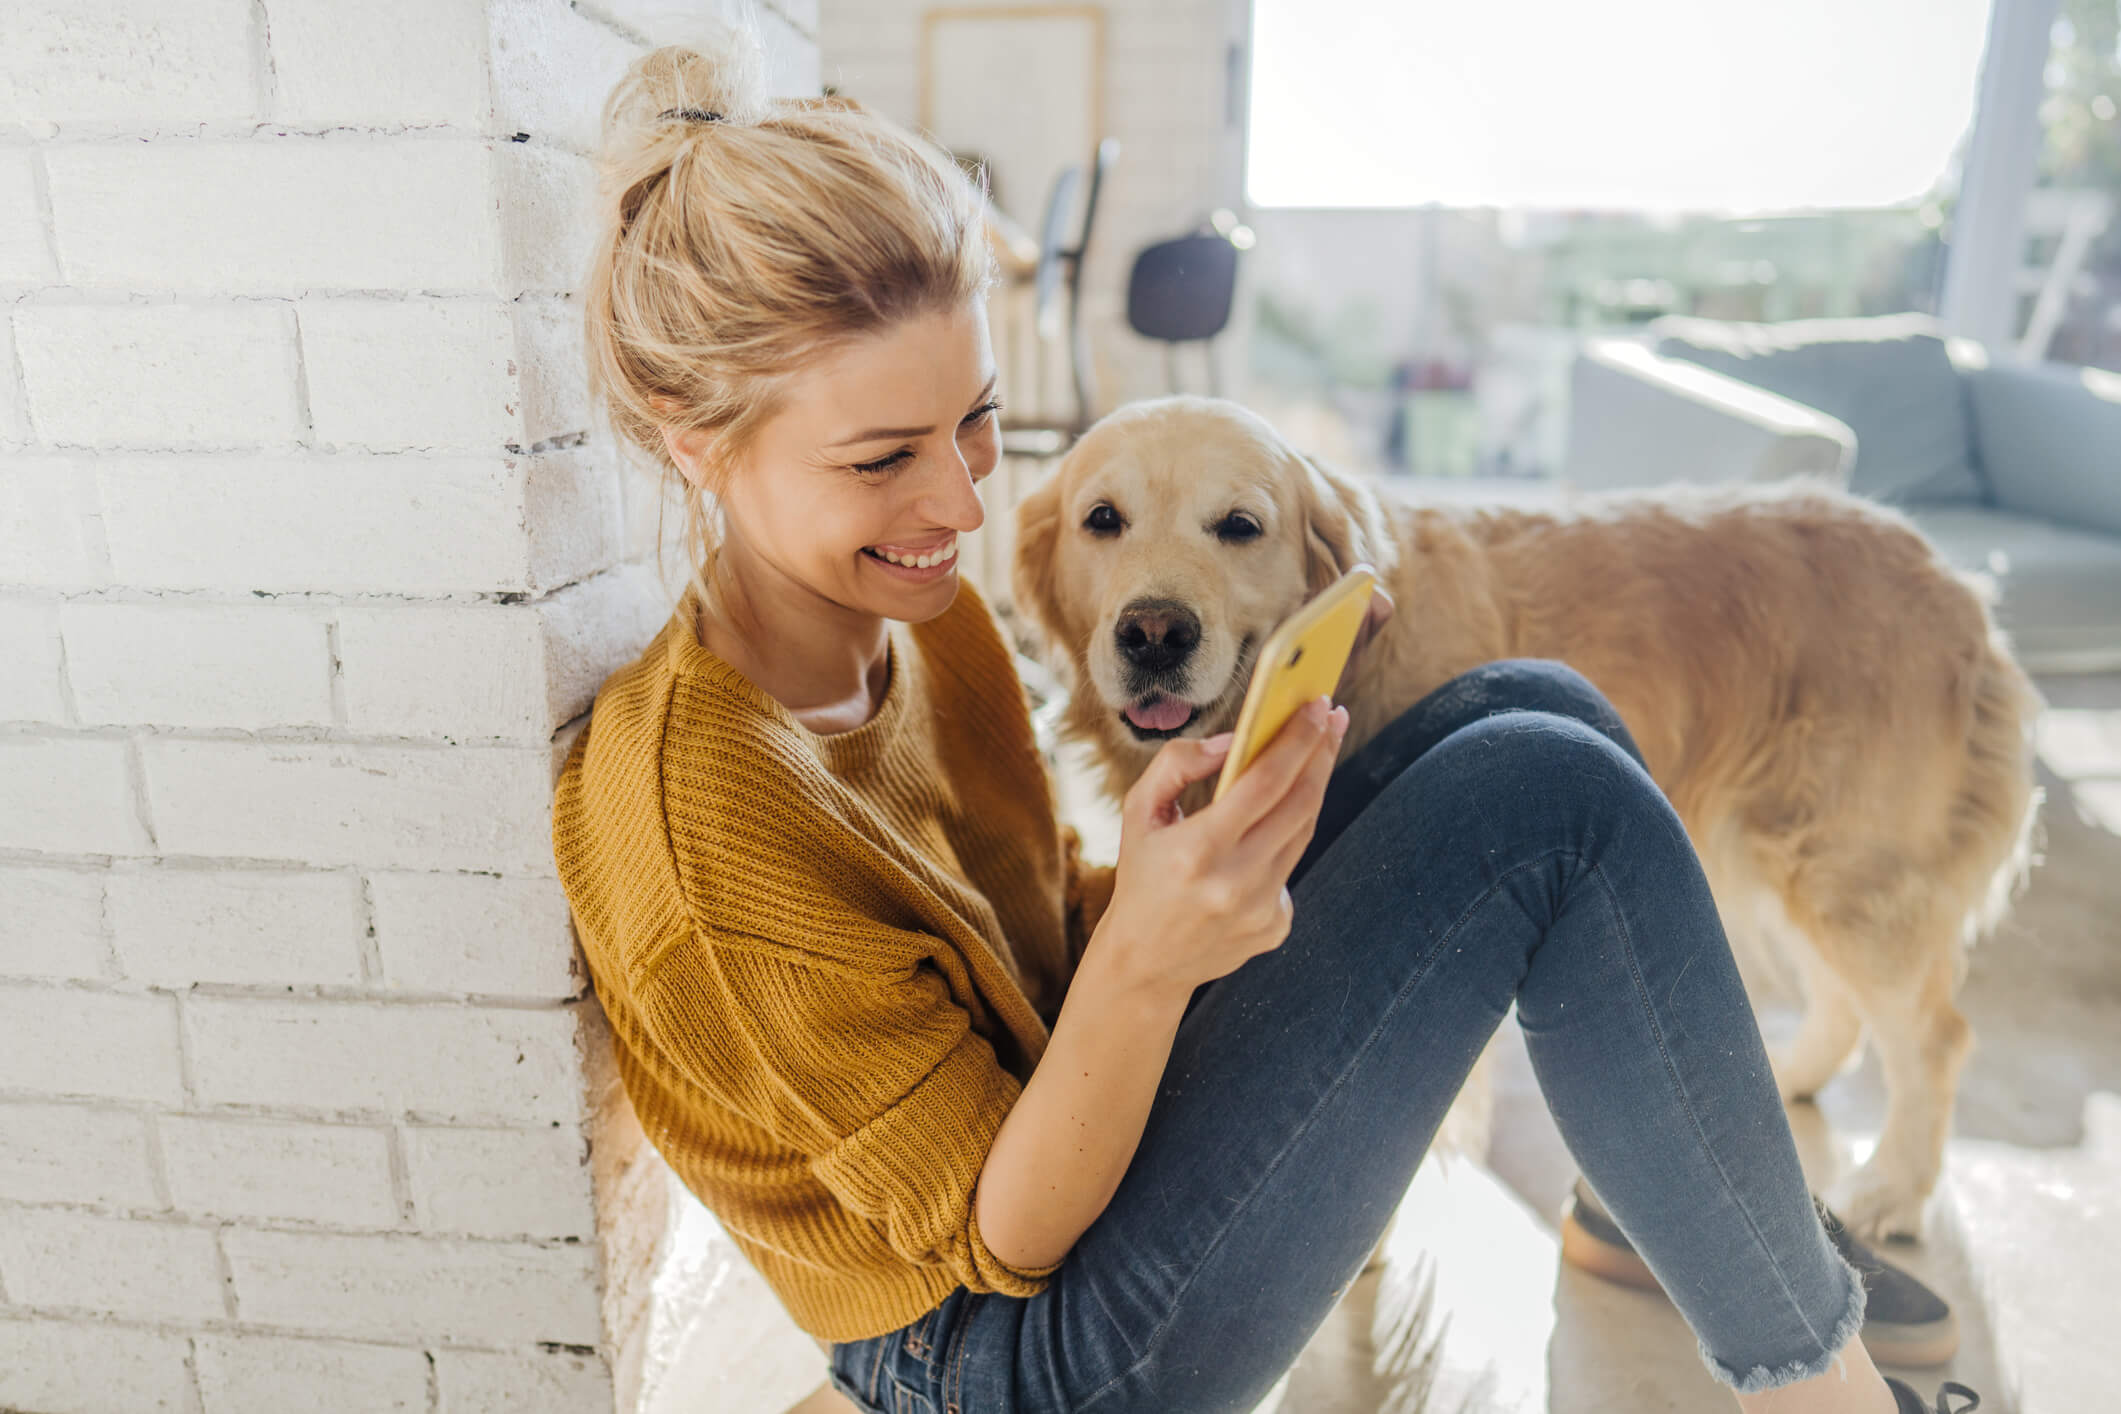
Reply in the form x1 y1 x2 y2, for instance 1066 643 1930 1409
1068 138 1119 263
1126 233 1240 343
1031 164 1082 331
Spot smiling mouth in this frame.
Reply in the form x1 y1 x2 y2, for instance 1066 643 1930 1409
1120 691 1199 738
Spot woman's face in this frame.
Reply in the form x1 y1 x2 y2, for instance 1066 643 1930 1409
684 299 1001 624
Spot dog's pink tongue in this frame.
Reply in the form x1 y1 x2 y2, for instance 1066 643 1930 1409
1125 695 1193 731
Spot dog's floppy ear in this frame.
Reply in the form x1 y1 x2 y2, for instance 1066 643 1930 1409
1296 450 1396 595
1009 463 1076 679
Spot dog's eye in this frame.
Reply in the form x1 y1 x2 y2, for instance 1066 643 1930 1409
1216 513 1262 542
1084 503 1123 535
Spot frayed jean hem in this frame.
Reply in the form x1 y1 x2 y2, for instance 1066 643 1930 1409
1699 1246 1870 1394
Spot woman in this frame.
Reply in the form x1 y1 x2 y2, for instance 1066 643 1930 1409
552 28 1980 1414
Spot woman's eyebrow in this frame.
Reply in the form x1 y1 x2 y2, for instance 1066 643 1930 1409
827 372 999 446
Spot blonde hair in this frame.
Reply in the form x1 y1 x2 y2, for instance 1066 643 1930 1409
582 20 998 620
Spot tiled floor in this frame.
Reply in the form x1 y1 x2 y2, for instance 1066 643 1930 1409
791 669 2119 1414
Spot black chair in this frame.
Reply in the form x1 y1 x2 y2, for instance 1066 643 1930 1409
1126 224 1246 398
999 137 1120 458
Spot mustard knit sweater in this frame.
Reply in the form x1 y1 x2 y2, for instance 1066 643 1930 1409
550 573 1117 1343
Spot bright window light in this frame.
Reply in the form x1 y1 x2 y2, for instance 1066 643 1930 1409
1246 0 1995 212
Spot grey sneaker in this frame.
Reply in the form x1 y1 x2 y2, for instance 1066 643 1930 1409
1559 1176 1960 1367
1885 1375 1980 1412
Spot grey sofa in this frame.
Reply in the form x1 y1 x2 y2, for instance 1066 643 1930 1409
1566 312 2121 672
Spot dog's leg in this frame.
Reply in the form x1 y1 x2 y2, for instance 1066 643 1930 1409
1768 928 1865 1103
1825 948 1971 1242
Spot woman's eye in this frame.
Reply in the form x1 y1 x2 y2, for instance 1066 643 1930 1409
1084 503 1122 534
850 400 1004 475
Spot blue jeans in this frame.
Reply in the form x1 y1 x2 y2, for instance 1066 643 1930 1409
827 659 1865 1413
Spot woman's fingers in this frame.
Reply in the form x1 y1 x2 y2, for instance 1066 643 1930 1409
1236 707 1344 875
1206 696 1335 837
1124 731 1235 828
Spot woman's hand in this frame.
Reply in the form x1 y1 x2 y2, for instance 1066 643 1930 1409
1091 694 1349 1001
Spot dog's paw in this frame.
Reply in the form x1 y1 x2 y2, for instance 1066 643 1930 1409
1825 1161 1930 1242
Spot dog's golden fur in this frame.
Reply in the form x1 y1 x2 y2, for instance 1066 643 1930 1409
1009 395 2046 1239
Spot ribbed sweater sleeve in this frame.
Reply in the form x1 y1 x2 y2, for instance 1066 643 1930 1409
633 929 1065 1297
1059 821 1117 973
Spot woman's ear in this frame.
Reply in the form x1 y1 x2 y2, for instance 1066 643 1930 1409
1009 465 1075 679
661 422 720 493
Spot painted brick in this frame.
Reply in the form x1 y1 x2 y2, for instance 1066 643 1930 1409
0 1318 191 1414
160 1115 399 1228
0 985 182 1104
0 864 107 980
267 0 491 128
141 739 555 873
0 1209 225 1323
47 138 502 294
0 0 257 126
97 454 527 596
183 996 585 1125
368 871 580 998
335 602 549 742
0 148 56 287
13 302 302 449
493 145 594 298
404 1125 592 1238
540 561 674 731
524 447 626 593
62 601 334 729
487 0 641 153
0 457 106 588
301 298 519 451
0 596 66 723
433 1346 614 1414
0 323 28 448
511 294 593 446
196 1332 429 1414
108 866 364 988
223 1228 600 1345
0 736 149 857
0 1102 157 1208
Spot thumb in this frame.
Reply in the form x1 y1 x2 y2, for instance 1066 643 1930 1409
1129 731 1235 825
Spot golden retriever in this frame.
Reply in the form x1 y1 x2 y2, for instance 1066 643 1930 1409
1008 395 2046 1241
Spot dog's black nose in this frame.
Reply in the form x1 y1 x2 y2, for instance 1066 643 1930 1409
1114 599 1201 673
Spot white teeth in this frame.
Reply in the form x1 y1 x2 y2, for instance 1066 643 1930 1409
869 538 956 568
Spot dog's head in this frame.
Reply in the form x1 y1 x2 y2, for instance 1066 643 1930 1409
1010 396 1396 762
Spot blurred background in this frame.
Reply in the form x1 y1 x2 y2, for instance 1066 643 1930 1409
824 0 2119 491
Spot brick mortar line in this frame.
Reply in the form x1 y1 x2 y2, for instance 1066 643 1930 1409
0 1303 597 1356
0 978 582 1009
0 723 563 748
0 1199 592 1248
0 1092 586 1129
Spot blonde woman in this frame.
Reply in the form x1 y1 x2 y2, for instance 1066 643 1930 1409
551 25 1980 1414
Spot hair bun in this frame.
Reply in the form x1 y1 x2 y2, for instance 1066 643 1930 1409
598 26 769 160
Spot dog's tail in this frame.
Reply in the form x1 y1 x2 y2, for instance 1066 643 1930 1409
1950 599 2048 980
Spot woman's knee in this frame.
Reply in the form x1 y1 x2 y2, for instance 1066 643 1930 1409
1424 658 1646 773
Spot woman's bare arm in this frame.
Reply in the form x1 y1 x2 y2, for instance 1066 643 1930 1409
973 929 1191 1272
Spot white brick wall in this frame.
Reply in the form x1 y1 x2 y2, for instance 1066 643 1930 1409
0 3 821 1412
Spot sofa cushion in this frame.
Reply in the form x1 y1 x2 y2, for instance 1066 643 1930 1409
1964 360 2121 538
1903 503 2121 670
1652 313 1986 506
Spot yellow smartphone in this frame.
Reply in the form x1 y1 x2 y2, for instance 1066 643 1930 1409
1211 563 1377 803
